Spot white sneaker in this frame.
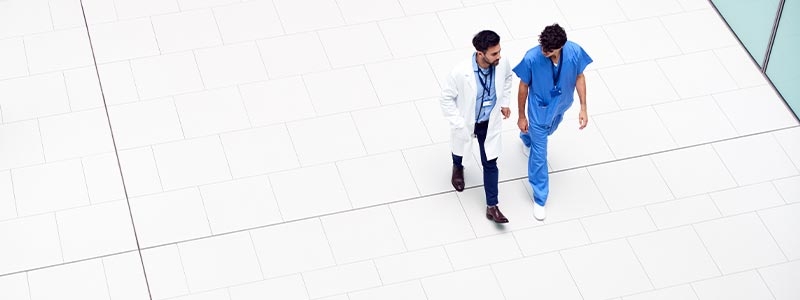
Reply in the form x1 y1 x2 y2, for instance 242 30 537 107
533 203 546 221
521 142 530 157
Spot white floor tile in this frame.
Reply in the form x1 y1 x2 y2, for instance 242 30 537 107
141 245 190 299
0 73 70 123
0 273 31 300
27 259 108 300
711 182 785 216
56 201 137 261
302 67 379 115
374 247 453 284
151 10 222 53
130 188 212 247
173 87 251 138
492 252 583 300
445 233 522 270
616 0 683 19
0 171 15 221
646 195 722 229
421 267 504 300
390 193 475 250
130 52 204 100
496 0 570 40
212 1 283 44
250 218 336 278
24 28 93 74
661 9 738 53
349 281 427 300
336 151 419 208
651 145 737 198
677 0 712 10
178 232 262 292
458 180 541 237
80 156 126 206
0 120 44 170
63 67 104 111
114 0 179 20
655 96 738 146
513 220 590 256
599 61 679 109
548 114 616 171
302 261 381 299
773 127 800 171
172 290 230 300
287 113 366 166
581 207 657 242
543 168 610 222
402 143 483 195
337 0 404 24
759 260 800 300
118 147 164 197
713 46 768 88
556 0 627 29
0 214 62 274
194 43 268 89
152 136 232 190
12 159 89 216
437 5 511 49
238 77 316 126
714 134 798 185
714 86 798 135
198 176 283 234
379 14 453 58
603 18 681 63
493 131 534 181
564 28 621 71
773 176 800 204
694 213 786 274
47 0 87 28
103 252 151 300
319 23 392 68
272 0 344 33
568 70 620 114
397 0 461 14
97 61 140 105
427 47 473 88
561 239 653 300
89 18 161 64
108 98 184 149
0 1 52 39
415 98 451 143
629 226 720 288
658 51 738 99
39 109 114 161
321 205 406 263
352 103 430 154
692 271 774 300
177 0 239 10
257 33 331 78
228 274 307 300
758 203 800 261
0 37 28 80
80 0 117 24
623 285 699 300
219 125 300 178
269 164 351 221
366 56 441 105
588 157 674 210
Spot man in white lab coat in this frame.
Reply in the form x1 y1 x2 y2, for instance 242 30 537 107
440 30 513 223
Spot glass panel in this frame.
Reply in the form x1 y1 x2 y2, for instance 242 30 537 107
712 0 781 67
766 0 800 117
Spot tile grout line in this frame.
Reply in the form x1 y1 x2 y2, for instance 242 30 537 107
690 224 725 276
175 245 192 298
77 1 154 299
755 268 780 300
61 70 74 112
625 237 656 289
195 186 215 236
149 146 167 192
9 170 19 218
754 211 790 262
247 231 266 281
52 213 66 267
100 258 115 300
770 132 800 173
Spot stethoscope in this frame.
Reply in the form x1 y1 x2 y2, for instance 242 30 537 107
475 65 495 124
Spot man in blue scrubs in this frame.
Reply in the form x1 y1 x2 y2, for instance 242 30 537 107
513 24 592 220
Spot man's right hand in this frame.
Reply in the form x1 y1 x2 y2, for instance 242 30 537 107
517 117 528 133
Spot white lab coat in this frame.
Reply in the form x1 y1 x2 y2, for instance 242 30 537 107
440 56 513 160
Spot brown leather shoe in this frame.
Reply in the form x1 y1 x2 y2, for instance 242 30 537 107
486 206 509 223
451 166 465 192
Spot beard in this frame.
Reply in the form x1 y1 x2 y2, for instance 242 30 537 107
483 56 499 66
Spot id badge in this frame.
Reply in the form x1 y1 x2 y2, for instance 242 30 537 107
482 100 493 107
550 86 562 97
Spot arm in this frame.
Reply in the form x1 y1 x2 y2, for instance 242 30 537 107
440 71 464 129
517 81 529 133
576 73 588 129
500 61 513 118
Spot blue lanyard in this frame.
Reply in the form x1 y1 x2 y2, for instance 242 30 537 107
551 53 563 88
475 66 494 123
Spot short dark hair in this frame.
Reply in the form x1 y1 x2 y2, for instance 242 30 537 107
472 30 500 52
539 24 567 52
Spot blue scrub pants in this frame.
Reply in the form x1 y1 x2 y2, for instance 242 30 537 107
520 113 564 206
452 121 499 206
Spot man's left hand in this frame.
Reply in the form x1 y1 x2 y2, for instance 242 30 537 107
579 109 588 129
501 107 511 119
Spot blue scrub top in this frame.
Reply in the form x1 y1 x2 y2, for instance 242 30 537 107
513 41 592 127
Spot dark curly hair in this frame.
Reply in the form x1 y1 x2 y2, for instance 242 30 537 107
472 30 500 52
539 24 567 52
